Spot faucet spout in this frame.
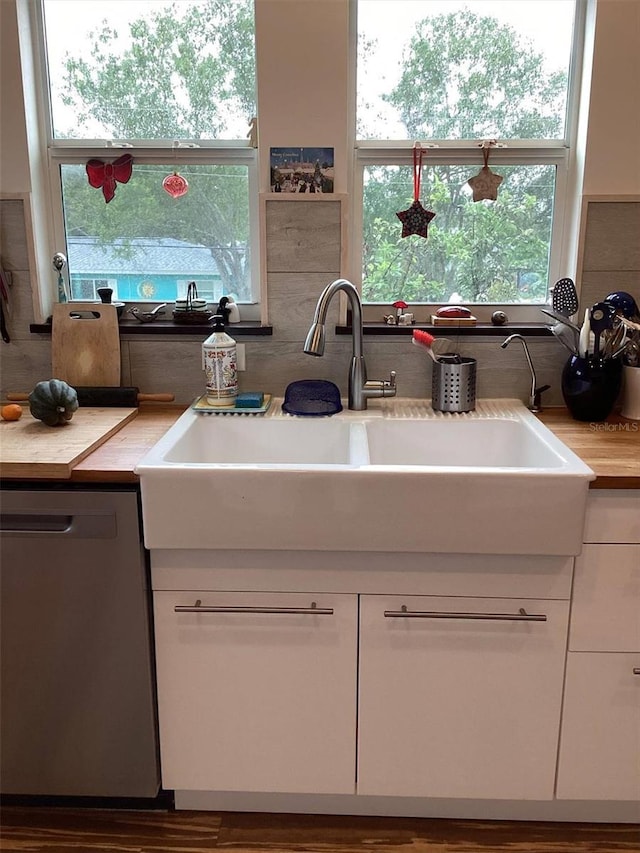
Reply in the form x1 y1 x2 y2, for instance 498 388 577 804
501 333 549 413
304 279 396 410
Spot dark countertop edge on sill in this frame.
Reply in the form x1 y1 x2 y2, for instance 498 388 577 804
29 320 272 336
30 320 546 338
338 323 553 336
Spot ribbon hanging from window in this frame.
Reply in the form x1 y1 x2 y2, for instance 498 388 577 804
396 143 436 239
85 153 134 203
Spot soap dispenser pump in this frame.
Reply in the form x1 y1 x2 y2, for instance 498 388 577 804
202 315 238 406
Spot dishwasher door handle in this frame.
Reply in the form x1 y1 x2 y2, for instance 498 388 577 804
0 512 117 538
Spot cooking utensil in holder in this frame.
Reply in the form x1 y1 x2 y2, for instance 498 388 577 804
432 355 477 413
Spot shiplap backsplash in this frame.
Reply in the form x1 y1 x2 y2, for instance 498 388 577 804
1 198 638 405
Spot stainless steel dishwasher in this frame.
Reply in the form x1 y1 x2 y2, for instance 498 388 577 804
0 487 160 797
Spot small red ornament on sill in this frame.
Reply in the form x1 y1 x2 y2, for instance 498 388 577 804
85 153 133 203
162 172 189 198
396 143 435 239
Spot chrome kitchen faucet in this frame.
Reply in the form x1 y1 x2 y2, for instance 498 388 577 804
304 278 396 410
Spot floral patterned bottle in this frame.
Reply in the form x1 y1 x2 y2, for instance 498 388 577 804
202 315 238 406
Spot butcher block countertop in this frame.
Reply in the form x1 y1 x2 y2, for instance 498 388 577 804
536 409 640 489
1 404 638 487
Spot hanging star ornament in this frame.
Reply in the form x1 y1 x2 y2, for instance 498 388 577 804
467 141 503 202
396 143 436 239
467 165 503 202
396 200 436 238
86 153 133 203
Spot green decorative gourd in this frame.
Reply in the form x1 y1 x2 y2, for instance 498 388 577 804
28 379 79 426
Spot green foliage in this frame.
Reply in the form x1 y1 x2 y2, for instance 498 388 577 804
361 10 567 303
57 1 255 298
363 164 553 304
60 0 255 139
384 11 565 141
61 163 251 297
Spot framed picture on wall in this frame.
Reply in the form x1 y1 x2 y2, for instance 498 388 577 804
270 147 335 194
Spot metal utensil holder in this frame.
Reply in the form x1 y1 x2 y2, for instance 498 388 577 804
432 355 477 413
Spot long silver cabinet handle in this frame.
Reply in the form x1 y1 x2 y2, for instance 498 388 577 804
633 668 640 676
175 600 334 616
384 606 547 622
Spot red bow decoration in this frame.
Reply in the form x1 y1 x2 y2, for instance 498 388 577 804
86 154 134 203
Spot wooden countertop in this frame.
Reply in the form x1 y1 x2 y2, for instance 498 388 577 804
70 404 184 483
536 409 640 489
2 404 638 487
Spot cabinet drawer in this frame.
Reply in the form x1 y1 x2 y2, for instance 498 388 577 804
358 595 569 801
153 591 357 794
570 544 640 652
583 491 640 543
557 652 640 801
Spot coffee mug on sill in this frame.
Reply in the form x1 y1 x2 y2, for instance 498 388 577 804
621 365 640 421
561 355 623 422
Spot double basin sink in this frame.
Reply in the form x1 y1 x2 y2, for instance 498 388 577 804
137 399 594 555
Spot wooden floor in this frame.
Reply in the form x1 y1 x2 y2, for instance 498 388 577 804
0 807 638 852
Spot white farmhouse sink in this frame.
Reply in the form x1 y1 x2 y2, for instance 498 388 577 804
364 417 565 468
163 416 362 466
136 400 594 556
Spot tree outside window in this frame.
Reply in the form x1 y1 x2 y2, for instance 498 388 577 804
356 0 577 305
43 0 256 302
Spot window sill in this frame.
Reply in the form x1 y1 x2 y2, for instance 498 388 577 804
339 323 554 337
30 320 272 337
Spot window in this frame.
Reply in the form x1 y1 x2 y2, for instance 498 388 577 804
355 0 583 312
39 0 258 312
70 277 117 301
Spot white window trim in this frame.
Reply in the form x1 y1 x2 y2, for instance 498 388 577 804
350 0 589 323
21 0 262 322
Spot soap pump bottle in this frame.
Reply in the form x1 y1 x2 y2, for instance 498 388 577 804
202 315 238 406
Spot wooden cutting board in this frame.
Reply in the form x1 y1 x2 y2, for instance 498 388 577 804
52 302 121 386
0 407 137 479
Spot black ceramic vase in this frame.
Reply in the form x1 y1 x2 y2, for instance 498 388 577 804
561 355 623 422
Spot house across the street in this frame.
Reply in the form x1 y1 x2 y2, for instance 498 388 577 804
66 235 225 303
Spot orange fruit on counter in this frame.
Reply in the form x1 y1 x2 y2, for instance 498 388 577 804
1 404 24 421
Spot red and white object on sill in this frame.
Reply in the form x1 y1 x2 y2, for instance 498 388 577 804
431 306 477 327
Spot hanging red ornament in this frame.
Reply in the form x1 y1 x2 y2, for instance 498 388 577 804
396 143 435 239
85 153 133 203
163 172 189 198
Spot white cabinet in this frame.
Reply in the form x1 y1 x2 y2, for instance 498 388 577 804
569 544 640 652
357 595 570 800
556 653 640 801
153 591 358 794
557 491 640 801
152 552 573 802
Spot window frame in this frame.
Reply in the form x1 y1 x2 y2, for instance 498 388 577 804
33 0 261 320
351 0 588 322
